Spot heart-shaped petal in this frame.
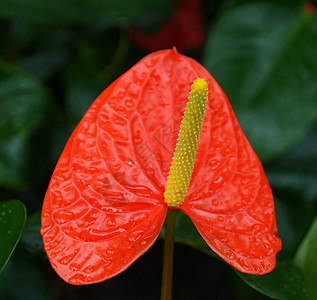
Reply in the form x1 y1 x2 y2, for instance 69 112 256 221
41 49 281 285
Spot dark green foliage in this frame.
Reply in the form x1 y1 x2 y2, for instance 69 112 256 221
0 0 316 299
203 0 317 160
0 200 26 274
235 260 307 300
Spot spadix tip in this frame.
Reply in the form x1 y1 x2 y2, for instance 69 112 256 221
192 78 207 94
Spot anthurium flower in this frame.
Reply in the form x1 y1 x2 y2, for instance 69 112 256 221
41 49 281 285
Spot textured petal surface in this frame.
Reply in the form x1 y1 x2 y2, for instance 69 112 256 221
42 49 281 285
41 51 187 284
180 62 282 274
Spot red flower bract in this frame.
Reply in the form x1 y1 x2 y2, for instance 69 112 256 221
41 49 281 285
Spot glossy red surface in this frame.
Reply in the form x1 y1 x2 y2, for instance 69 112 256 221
41 49 281 285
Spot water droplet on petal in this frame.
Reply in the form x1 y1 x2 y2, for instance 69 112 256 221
209 160 220 170
70 263 81 272
252 263 262 273
262 261 272 271
106 248 115 256
69 274 85 285
225 250 235 260
146 168 155 175
212 199 218 206
128 230 144 243
107 219 116 227
125 99 134 107
53 210 75 225
234 202 244 210
214 176 223 184
84 265 95 274
113 164 121 171
134 132 143 144
133 185 153 198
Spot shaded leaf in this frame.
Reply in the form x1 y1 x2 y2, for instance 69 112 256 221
19 48 69 81
0 0 173 25
20 211 45 257
295 216 317 300
235 260 308 300
0 250 54 300
65 80 101 123
203 0 317 160
0 200 26 274
274 197 315 259
0 62 57 188
266 126 317 203
62 31 131 122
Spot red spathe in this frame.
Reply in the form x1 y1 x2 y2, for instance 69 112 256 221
41 49 281 285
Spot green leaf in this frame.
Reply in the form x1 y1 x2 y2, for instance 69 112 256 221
19 48 69 81
0 0 173 25
295 216 317 300
61 30 130 122
0 250 54 300
203 0 317 160
274 198 315 259
236 260 308 300
0 61 57 188
0 200 26 274
65 80 101 123
20 211 45 257
266 126 317 203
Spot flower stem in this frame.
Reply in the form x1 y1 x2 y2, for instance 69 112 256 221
161 208 177 300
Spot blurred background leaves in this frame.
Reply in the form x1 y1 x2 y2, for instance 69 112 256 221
0 0 316 299
203 0 317 160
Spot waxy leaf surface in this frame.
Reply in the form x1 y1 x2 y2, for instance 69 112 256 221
295 216 317 299
236 260 307 300
0 200 26 274
41 49 281 285
0 62 56 188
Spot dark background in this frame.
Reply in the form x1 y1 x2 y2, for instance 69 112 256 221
0 0 317 299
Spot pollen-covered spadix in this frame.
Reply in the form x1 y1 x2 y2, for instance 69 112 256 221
164 78 208 207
